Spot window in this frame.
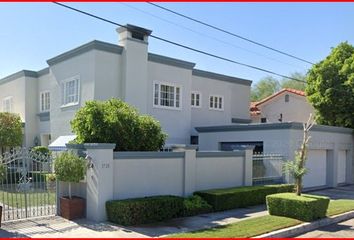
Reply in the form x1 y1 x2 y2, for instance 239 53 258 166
61 77 80 106
285 94 290 102
2 97 13 113
191 92 201 108
40 91 50 112
153 82 181 109
209 95 224 110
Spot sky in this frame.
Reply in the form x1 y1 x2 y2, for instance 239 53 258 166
0 2 354 85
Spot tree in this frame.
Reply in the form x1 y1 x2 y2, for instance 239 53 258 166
306 42 354 128
251 76 280 101
0 112 23 150
71 98 167 151
283 115 314 196
280 72 306 91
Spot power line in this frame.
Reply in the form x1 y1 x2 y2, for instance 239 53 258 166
147 2 315 65
120 3 303 69
52 2 306 83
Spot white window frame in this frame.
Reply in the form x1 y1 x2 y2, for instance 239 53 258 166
209 95 224 111
191 91 202 108
40 91 50 112
61 76 80 108
2 96 13 113
153 81 182 110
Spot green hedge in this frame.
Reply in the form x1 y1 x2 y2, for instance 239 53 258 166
106 195 184 226
183 195 213 217
195 184 294 211
266 193 330 222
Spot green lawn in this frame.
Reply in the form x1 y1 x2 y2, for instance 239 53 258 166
0 190 56 207
169 199 354 238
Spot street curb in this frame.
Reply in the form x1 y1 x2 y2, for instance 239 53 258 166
254 210 354 238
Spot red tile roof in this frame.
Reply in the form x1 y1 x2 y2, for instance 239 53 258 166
250 88 306 115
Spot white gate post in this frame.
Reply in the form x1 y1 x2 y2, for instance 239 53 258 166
244 147 254 186
84 143 115 222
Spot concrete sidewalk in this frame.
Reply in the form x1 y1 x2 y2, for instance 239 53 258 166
0 205 267 238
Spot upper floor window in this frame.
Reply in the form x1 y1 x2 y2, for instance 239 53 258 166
209 95 224 110
61 76 80 107
191 92 201 108
285 94 290 102
154 82 181 109
2 96 13 113
40 91 50 112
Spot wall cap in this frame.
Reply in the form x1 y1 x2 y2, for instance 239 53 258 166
114 151 185 159
196 151 244 158
83 143 116 149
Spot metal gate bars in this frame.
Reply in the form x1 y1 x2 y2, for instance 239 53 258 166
0 148 56 221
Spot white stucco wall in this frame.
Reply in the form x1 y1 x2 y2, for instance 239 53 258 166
255 92 315 123
49 51 96 141
0 77 26 120
37 72 53 137
191 76 250 135
147 61 193 144
196 156 245 191
198 123 354 189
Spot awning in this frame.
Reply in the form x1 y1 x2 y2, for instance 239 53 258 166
48 135 77 151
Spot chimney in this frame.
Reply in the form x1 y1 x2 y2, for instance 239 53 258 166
116 24 152 113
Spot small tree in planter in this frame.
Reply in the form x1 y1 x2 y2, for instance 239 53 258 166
266 115 330 222
54 151 86 220
283 114 315 196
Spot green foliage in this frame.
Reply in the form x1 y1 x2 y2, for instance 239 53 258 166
54 151 86 183
194 184 294 211
106 195 184 226
0 163 6 182
183 195 213 217
251 76 280 101
283 152 307 180
31 146 51 157
306 42 354 128
251 72 306 101
71 98 167 151
266 193 330 222
0 112 23 148
46 173 56 182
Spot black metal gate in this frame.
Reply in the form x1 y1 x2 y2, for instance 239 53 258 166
0 148 56 221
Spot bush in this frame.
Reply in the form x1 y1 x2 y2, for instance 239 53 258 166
195 184 294 211
0 112 23 148
71 99 167 151
54 151 86 183
106 195 184 226
267 193 330 222
46 173 56 182
183 195 213 217
31 146 51 157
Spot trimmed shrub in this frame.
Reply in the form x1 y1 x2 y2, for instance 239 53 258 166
106 195 184 226
31 146 51 157
183 195 213 217
267 193 330 222
195 184 294 211
71 99 167 151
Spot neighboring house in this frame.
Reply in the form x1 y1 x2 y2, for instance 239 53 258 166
250 88 315 123
0 24 252 148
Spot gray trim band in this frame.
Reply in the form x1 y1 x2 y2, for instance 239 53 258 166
231 118 252 124
37 112 50 122
196 122 353 134
148 53 196 70
114 151 185 159
37 67 49 77
0 70 37 85
84 143 116 149
196 151 244 158
47 40 123 66
192 69 252 86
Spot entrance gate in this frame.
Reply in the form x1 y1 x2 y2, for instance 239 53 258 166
0 148 56 221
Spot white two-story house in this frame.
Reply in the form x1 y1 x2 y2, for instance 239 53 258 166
0 24 252 148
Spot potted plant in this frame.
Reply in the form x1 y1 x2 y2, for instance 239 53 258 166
0 162 6 227
46 173 56 192
54 151 86 220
